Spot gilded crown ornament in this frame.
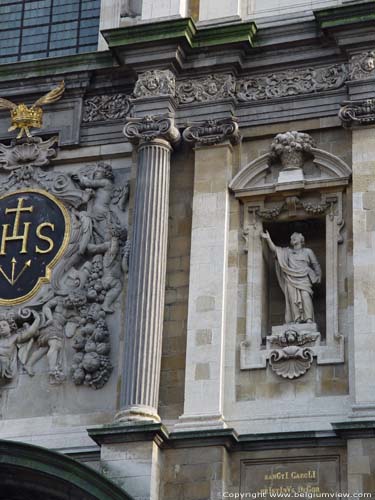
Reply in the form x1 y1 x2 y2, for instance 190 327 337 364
0 81 65 139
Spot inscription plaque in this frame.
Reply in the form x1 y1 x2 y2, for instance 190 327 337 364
241 456 341 497
0 189 70 305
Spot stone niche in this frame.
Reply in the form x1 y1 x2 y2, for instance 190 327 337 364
229 131 351 380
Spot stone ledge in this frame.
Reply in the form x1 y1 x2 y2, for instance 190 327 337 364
87 421 375 451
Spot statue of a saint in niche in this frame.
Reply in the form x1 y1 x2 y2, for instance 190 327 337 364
261 231 322 324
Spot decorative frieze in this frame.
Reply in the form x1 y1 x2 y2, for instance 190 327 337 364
176 74 235 104
235 64 348 101
183 117 241 146
339 99 375 126
349 50 375 80
133 69 176 98
174 64 348 105
82 94 132 122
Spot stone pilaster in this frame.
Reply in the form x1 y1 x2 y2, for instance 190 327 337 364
339 101 375 415
175 118 240 430
117 114 180 422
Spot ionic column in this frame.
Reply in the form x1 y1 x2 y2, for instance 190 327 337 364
116 114 180 422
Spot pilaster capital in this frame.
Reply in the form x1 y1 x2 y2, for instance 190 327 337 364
123 114 180 146
339 99 375 127
183 117 241 147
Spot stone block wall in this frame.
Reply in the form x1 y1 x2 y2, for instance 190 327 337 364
348 439 375 494
159 145 194 420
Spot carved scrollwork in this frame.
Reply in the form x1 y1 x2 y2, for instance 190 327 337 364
349 50 375 80
183 117 241 146
236 64 348 101
83 94 132 122
133 69 176 98
124 114 180 146
176 74 236 104
339 99 375 126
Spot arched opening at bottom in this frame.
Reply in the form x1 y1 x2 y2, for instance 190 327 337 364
0 440 132 500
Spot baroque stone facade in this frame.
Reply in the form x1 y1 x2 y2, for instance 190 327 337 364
0 1 374 499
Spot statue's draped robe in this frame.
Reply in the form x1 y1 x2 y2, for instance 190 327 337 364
274 246 320 323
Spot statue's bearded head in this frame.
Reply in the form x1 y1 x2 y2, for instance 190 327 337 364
290 232 305 249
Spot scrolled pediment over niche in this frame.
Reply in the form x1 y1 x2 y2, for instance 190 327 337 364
229 131 351 198
230 131 351 379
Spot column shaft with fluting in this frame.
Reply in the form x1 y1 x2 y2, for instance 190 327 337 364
117 115 180 422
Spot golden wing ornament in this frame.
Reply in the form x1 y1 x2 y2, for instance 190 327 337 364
0 98 17 111
32 80 65 108
0 80 65 139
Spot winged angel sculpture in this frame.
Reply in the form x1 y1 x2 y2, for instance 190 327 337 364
0 81 65 139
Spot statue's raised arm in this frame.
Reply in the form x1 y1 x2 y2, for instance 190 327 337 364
261 230 277 254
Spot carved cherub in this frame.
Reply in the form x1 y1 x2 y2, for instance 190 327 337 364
72 162 114 242
0 311 40 380
24 294 85 383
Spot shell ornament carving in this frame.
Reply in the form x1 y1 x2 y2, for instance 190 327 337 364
269 346 314 379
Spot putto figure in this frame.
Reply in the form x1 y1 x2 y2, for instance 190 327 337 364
0 311 40 380
261 231 322 324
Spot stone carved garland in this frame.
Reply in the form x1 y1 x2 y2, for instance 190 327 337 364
176 75 236 104
236 64 348 102
0 137 129 388
80 54 374 127
83 94 132 122
174 64 348 105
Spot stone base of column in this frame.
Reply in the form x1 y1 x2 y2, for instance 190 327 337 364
174 413 227 432
115 404 161 423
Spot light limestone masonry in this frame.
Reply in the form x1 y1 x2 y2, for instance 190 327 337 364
347 439 375 494
199 0 242 22
98 0 121 50
142 0 188 19
177 142 234 429
159 145 194 421
100 441 162 500
223 127 352 433
351 126 375 414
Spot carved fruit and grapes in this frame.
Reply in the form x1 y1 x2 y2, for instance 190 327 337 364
0 137 129 389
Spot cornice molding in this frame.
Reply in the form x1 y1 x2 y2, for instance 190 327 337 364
88 421 375 451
